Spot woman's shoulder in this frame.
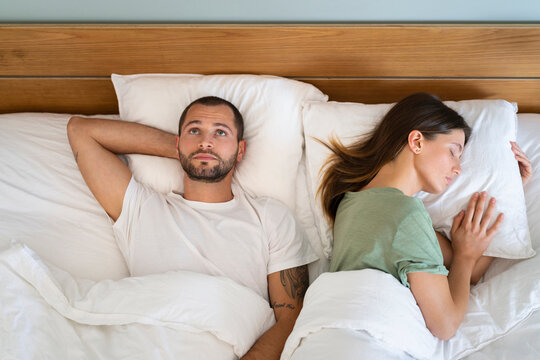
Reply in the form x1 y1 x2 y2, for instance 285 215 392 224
343 187 426 217
346 187 417 204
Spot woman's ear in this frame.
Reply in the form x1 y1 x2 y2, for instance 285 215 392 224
408 130 424 154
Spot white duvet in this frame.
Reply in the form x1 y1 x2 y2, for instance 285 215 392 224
282 250 540 360
0 242 275 360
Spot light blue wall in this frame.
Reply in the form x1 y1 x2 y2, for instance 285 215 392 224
2 0 540 22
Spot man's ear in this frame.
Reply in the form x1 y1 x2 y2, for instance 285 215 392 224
408 130 424 154
236 139 247 163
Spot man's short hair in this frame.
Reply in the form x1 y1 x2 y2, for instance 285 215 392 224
178 96 244 141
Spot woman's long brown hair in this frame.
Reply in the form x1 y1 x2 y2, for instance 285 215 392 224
317 93 471 226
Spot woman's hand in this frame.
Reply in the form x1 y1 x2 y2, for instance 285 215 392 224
511 141 533 185
450 192 504 261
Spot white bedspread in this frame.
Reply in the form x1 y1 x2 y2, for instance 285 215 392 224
0 242 275 360
281 269 440 360
282 255 540 360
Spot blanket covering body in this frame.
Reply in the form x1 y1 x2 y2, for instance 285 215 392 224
281 256 540 360
1 242 275 359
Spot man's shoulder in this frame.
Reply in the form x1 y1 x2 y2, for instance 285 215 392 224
233 189 295 228
126 177 184 211
240 191 292 215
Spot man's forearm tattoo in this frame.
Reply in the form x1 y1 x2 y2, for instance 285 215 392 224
272 302 296 310
280 265 309 300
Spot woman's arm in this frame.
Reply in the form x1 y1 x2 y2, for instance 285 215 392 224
409 192 503 340
408 264 472 340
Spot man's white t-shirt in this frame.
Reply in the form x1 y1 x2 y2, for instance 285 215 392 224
113 177 318 301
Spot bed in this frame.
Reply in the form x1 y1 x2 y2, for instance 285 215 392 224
1 24 540 359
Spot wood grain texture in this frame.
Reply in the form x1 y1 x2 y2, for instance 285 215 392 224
0 78 118 114
1 25 540 77
0 25 539 114
2 77 539 114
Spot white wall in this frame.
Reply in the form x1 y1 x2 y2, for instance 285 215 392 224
2 0 540 22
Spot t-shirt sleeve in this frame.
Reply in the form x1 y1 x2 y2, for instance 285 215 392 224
393 208 449 288
112 176 155 268
263 199 319 275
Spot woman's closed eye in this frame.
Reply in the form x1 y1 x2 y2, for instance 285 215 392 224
450 144 463 159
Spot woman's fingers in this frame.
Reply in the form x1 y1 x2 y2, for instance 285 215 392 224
479 197 497 232
516 154 532 173
465 192 479 225
513 148 532 168
452 192 502 259
511 141 533 185
515 153 531 166
460 192 502 233
472 192 487 227
510 141 526 157
486 213 505 238
452 210 465 234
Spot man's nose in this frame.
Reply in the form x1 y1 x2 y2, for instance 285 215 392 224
199 133 214 149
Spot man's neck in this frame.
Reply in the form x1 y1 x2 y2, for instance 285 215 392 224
182 175 234 203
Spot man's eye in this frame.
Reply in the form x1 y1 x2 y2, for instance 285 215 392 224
216 130 226 136
189 128 199 135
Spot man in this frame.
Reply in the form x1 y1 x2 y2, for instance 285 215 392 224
67 96 318 359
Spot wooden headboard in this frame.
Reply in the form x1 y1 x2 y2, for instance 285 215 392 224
1 24 539 114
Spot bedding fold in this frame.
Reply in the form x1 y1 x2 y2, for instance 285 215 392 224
280 269 440 360
0 242 275 359
282 254 540 360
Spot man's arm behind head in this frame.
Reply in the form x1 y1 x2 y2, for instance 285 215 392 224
66 116 176 221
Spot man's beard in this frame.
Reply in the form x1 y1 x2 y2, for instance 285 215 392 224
179 149 238 183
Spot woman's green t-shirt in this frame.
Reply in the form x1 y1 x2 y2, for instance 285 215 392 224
329 187 448 287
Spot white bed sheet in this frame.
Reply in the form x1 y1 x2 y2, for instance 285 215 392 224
1 242 275 359
290 329 414 360
463 309 540 359
0 113 128 280
288 311 540 360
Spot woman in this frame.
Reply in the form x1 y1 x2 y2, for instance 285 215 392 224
319 93 531 340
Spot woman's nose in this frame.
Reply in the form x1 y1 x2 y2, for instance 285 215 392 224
453 162 461 175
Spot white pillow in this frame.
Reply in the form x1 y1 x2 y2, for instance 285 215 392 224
0 113 129 280
303 100 534 260
517 114 540 251
112 73 327 212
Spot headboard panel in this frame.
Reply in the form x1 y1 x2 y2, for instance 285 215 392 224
1 24 539 113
